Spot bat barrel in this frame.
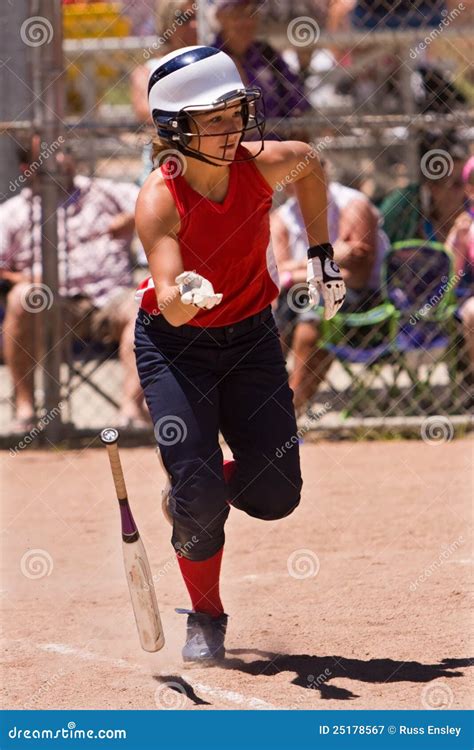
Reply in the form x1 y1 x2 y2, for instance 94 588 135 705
100 426 165 652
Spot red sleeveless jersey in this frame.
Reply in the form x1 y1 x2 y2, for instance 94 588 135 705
137 145 279 327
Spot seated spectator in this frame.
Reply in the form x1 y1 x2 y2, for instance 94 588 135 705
122 0 156 36
130 0 197 184
211 0 310 131
272 163 389 413
0 145 145 432
446 155 474 386
327 1 467 115
329 0 450 31
380 131 468 246
282 44 347 111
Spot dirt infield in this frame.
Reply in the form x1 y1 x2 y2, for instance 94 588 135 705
1 439 472 711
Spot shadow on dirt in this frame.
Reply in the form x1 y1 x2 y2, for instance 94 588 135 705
154 674 212 706
219 650 472 701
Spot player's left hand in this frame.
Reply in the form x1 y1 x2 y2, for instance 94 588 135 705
306 244 346 320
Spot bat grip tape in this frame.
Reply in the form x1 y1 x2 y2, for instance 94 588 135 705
105 443 127 501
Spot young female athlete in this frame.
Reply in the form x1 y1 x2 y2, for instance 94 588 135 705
134 45 346 665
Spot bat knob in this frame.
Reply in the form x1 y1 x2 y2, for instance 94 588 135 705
100 427 120 445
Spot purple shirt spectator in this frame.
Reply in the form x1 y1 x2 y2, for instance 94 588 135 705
213 33 310 122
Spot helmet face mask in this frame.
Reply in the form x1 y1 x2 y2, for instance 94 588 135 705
148 46 266 167
154 88 265 165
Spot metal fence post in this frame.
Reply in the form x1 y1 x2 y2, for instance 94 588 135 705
0 0 31 203
34 0 65 441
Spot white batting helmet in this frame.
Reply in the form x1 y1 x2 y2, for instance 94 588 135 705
147 45 265 165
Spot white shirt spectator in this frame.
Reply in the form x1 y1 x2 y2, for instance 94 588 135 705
275 183 390 289
0 175 139 308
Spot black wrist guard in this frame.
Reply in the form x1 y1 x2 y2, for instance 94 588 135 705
307 243 334 260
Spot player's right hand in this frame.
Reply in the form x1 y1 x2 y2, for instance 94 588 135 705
175 271 223 310
306 244 346 321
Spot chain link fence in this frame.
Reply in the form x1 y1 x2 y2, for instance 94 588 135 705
0 0 473 446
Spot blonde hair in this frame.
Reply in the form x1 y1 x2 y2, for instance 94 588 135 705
151 136 173 167
156 0 196 38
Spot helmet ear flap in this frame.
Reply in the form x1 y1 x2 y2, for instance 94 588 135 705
152 110 191 148
176 113 191 146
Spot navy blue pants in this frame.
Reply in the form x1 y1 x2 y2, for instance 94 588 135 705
134 306 302 561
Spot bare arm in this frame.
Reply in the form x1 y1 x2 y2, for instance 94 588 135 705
270 210 291 267
135 175 199 326
335 198 378 289
446 211 471 277
270 209 307 283
250 141 345 318
131 64 153 124
249 140 330 247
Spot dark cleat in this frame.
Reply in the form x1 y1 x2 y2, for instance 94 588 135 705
177 609 228 666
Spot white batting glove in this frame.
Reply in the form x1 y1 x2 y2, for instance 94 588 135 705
306 244 346 320
175 271 223 310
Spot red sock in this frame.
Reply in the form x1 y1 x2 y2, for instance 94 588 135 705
177 547 224 617
223 458 235 483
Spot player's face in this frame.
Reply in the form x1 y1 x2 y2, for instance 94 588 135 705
189 103 244 163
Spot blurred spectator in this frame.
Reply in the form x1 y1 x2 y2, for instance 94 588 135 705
380 131 468 245
327 1 467 115
0 146 145 432
211 0 310 127
329 0 451 31
272 166 389 412
121 0 156 36
258 0 328 26
446 156 474 384
282 45 347 111
130 0 197 183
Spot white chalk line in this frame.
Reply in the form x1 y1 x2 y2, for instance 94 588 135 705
33 641 283 710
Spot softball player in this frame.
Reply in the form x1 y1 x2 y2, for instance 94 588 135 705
134 45 346 665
